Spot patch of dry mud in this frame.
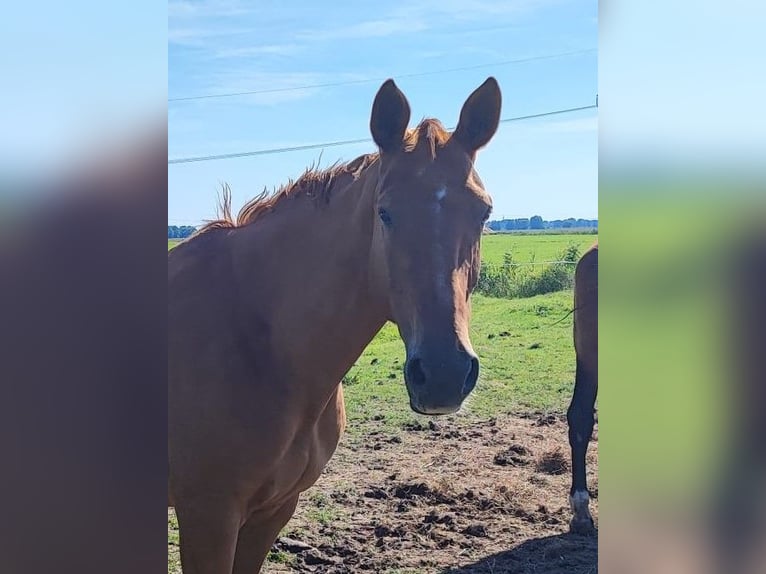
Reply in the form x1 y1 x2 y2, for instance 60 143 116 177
265 414 597 573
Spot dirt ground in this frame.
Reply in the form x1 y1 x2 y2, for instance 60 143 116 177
263 413 598 574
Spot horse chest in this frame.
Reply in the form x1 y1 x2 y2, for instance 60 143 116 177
291 434 338 493
253 387 346 506
293 400 345 491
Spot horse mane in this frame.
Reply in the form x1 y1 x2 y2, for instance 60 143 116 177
405 117 450 159
193 118 451 236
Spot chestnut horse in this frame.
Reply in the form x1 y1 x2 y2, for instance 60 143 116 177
567 242 598 533
168 78 502 573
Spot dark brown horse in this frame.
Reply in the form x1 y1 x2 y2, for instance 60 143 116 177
567 242 598 533
168 78 502 573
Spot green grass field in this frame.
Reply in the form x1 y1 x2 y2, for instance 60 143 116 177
480 232 596 265
341 290 577 432
168 233 595 430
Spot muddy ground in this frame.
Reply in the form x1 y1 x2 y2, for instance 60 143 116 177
262 413 598 573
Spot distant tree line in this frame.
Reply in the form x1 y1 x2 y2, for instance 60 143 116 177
486 216 597 231
168 225 197 239
170 216 596 238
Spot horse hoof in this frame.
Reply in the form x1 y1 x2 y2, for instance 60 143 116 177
569 516 595 535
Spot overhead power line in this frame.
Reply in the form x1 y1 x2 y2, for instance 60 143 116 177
168 48 597 103
168 103 597 165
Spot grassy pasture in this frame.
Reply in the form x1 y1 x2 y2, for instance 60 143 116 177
480 232 596 265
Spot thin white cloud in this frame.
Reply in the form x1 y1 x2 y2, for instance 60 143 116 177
168 1 269 47
291 0 570 44
396 0 571 22
185 70 337 106
296 18 429 42
212 44 303 59
414 46 505 60
168 26 258 47
167 1 198 19
168 0 256 20
169 0 572 51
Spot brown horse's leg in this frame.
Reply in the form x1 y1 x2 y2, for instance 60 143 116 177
232 496 300 574
176 498 241 574
567 358 597 534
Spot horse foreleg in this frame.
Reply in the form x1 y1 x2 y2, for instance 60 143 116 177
232 495 300 574
176 497 241 574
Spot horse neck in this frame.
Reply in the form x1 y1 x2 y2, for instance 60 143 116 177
231 163 389 391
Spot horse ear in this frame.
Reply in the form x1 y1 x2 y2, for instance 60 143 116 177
452 77 502 153
370 79 411 154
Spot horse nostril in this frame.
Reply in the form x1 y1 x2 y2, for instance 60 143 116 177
457 341 466 353
406 357 427 387
463 356 479 395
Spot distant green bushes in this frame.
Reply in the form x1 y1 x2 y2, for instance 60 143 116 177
476 243 581 299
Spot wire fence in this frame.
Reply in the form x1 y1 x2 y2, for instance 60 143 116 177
168 103 598 165
485 260 579 267
165 240 582 270
169 47 597 103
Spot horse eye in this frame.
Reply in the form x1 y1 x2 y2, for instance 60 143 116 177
378 208 393 227
481 207 492 223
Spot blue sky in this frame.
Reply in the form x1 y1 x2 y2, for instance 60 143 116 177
168 0 598 225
